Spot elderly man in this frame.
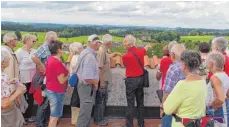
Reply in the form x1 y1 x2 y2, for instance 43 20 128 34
1 32 19 80
122 35 146 127
31 31 57 127
76 34 101 127
93 34 113 125
161 44 186 127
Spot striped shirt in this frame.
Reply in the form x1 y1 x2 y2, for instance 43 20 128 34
76 48 99 82
163 61 186 93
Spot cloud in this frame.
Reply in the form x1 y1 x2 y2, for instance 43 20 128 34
1 1 229 29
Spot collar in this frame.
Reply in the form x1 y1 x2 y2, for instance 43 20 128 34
2 45 14 54
172 61 181 65
99 45 108 52
127 46 137 52
86 47 97 56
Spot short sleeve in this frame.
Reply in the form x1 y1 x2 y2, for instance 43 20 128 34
34 46 46 59
96 50 106 68
163 67 181 93
164 81 186 115
82 54 98 80
55 61 68 76
1 74 13 98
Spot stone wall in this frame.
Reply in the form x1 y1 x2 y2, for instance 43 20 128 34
64 67 161 107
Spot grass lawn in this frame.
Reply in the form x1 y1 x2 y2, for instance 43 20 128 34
180 36 229 42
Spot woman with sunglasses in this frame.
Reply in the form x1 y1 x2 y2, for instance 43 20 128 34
15 33 37 124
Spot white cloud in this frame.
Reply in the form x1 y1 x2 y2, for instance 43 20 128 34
1 1 229 29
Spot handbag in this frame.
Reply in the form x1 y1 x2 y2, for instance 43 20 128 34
129 50 149 87
68 53 90 87
156 90 163 103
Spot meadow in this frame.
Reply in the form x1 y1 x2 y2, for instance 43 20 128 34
180 36 229 42
1 30 229 62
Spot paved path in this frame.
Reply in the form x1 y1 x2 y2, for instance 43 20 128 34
24 118 161 127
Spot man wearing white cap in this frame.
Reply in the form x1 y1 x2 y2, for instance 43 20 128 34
76 34 101 127
93 34 113 126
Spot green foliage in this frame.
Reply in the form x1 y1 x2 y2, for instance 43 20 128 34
15 30 22 40
147 43 166 58
188 30 203 36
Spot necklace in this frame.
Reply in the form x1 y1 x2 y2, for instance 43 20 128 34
186 73 198 78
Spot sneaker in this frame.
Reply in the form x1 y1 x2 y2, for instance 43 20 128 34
24 121 28 125
95 119 108 126
27 118 35 123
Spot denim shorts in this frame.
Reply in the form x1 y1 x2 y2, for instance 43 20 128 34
47 90 65 117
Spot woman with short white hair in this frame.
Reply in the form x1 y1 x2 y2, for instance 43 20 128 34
15 33 37 123
67 42 84 126
1 50 27 127
206 52 229 127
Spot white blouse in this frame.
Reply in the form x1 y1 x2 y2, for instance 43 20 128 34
15 48 37 83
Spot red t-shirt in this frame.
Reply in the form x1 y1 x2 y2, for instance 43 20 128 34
207 52 229 79
159 56 173 89
122 46 146 78
46 56 69 93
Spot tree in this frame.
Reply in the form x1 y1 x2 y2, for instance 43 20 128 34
15 30 22 40
1 33 5 43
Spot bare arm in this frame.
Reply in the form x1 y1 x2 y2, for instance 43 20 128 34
57 73 69 85
211 76 225 110
84 79 99 88
31 55 45 72
1 85 26 108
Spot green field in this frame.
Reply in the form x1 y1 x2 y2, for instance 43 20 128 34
1 30 149 50
180 36 229 42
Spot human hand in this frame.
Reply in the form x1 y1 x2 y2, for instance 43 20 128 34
15 84 26 95
100 81 105 88
93 81 99 89
38 65 46 73
9 78 18 84
160 109 164 118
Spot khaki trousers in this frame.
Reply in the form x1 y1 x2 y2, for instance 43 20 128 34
71 107 80 125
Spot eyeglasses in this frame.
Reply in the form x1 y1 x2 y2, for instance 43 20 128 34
33 40 36 43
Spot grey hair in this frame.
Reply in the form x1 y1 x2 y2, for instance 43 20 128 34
102 34 112 44
124 34 136 46
207 52 225 70
3 32 17 44
168 41 178 52
45 31 57 41
180 50 202 73
171 44 186 60
212 37 228 53
69 42 83 55
1 50 9 63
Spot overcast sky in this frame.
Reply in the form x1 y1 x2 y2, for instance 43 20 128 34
1 1 229 29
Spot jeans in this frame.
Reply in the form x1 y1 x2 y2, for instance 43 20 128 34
226 99 229 127
35 89 50 127
125 76 144 127
162 115 172 127
94 82 108 123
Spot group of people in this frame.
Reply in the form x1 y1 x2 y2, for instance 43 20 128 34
1 30 229 127
157 37 229 127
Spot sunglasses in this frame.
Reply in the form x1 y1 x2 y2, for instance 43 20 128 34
33 40 36 43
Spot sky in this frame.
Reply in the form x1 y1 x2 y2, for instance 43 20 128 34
1 1 229 29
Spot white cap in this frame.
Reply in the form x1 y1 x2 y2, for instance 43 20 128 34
88 34 101 42
102 34 112 44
